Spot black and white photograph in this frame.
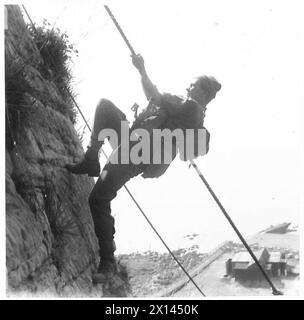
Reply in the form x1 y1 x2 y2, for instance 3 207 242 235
2 0 303 301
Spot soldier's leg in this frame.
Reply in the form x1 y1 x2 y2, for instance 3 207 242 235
65 99 127 176
91 98 127 148
89 160 146 281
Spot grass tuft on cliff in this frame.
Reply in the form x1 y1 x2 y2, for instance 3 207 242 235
27 19 78 123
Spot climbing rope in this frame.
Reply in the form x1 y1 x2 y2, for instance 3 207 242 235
123 184 206 296
104 4 284 296
19 5 206 297
190 160 283 296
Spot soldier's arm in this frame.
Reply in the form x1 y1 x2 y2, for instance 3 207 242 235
132 54 162 104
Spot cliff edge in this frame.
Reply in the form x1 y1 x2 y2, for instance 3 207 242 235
5 5 128 297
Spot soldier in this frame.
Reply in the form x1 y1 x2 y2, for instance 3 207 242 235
65 54 221 282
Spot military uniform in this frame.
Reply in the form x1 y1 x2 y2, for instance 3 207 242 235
88 94 209 259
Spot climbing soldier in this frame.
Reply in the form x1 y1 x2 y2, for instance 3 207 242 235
65 54 221 282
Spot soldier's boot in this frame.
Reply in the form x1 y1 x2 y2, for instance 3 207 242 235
92 257 118 283
65 142 103 177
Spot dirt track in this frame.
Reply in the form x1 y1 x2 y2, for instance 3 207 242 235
172 252 299 297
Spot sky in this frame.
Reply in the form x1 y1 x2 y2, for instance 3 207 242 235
4 0 304 254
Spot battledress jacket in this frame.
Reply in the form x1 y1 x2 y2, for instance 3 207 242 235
131 93 210 178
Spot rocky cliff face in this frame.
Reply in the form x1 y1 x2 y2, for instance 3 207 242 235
5 5 126 297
